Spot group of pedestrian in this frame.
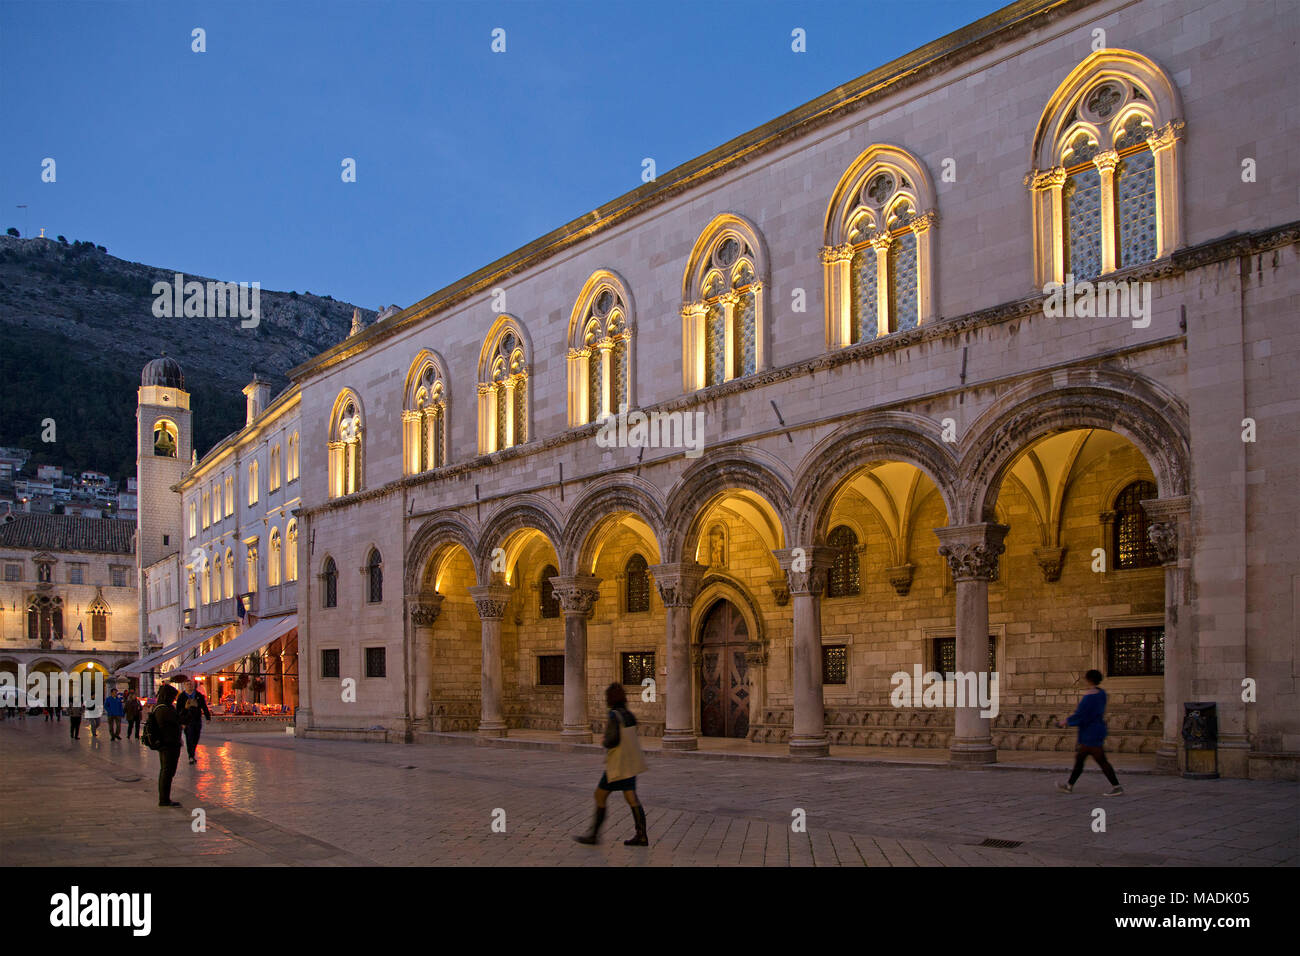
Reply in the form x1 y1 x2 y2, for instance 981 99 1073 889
143 679 210 807
66 689 145 741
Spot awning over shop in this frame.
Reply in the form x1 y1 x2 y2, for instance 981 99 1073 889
116 626 227 676
184 615 297 676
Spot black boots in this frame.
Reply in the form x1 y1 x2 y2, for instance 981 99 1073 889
574 805 606 845
624 804 648 846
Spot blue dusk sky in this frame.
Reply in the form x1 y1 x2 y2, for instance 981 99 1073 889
1 0 1006 311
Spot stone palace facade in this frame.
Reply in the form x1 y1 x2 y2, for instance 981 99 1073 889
170 0 1298 778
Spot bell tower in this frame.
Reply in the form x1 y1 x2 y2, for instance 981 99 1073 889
136 355 192 652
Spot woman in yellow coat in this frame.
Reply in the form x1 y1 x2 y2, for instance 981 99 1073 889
575 683 649 846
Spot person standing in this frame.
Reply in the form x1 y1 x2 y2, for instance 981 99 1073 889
104 689 125 740
68 701 83 740
175 680 211 764
124 691 142 740
145 684 184 807
574 683 650 847
1057 669 1124 796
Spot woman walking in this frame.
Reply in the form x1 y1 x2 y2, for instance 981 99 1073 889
575 683 649 846
1057 669 1124 795
124 691 142 740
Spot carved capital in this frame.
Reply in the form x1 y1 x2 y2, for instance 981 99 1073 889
775 546 837 598
819 243 856 265
869 231 893 253
909 210 938 235
718 291 742 308
409 592 444 627
1092 149 1120 173
649 562 706 608
1146 119 1184 153
1033 546 1067 584
549 574 601 618
1140 496 1190 566
934 523 1010 582
468 584 513 621
1028 166 1067 191
680 301 706 321
886 563 915 596
767 577 790 607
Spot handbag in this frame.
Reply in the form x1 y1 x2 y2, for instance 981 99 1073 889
605 710 649 782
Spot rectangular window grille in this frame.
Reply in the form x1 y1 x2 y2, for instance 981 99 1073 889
324 571 337 609
1065 167 1103 281
621 652 655 685
851 248 878 343
110 567 128 588
538 655 564 686
321 648 340 679
68 565 83 585
704 302 726 386
3 564 19 582
1106 626 1164 677
1117 150 1157 268
736 291 756 376
822 645 848 685
933 636 997 675
889 230 918 332
364 647 386 678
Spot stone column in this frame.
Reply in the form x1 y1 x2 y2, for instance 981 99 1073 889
649 562 705 751
468 584 512 737
776 547 837 757
1141 496 1194 773
935 523 1008 765
409 593 443 729
550 574 601 742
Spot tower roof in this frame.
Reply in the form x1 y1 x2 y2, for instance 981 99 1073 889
142 355 184 389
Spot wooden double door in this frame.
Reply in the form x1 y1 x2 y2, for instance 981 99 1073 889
698 599 750 739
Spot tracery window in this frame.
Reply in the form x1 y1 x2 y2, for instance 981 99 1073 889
1113 480 1159 569
681 216 767 392
624 554 650 614
823 146 937 348
826 525 861 598
568 273 633 425
1029 50 1183 287
269 445 282 492
329 392 364 497
404 354 448 474
26 596 63 647
477 321 529 453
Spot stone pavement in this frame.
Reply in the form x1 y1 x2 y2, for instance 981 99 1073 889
0 719 1294 867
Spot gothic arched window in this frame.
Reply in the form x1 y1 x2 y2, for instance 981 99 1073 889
681 216 767 392
1029 50 1183 287
823 147 937 347
367 549 383 604
269 445 282 492
568 272 634 425
625 554 650 614
322 557 338 609
539 564 559 619
287 432 300 482
477 320 529 453
1114 480 1159 569
404 353 449 474
329 392 364 497
269 528 282 587
827 525 861 598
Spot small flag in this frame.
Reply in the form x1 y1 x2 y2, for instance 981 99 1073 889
76 622 84 643
237 595 246 620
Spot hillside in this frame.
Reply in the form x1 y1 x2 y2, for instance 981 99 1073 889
0 234 375 479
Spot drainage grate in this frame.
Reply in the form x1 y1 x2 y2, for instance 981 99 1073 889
978 838 1024 849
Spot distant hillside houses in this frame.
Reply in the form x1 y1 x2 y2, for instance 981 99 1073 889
0 454 136 521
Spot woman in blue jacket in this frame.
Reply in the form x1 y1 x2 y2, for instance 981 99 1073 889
1057 669 1123 795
